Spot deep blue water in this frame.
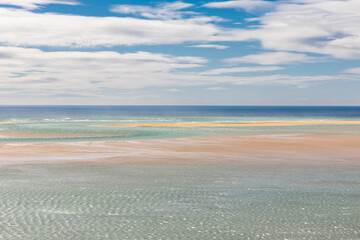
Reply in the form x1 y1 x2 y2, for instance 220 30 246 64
1 106 360 118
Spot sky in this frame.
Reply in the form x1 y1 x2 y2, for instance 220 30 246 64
0 0 360 105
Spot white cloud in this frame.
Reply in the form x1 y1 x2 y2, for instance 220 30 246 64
0 7 236 47
229 74 359 87
188 44 229 49
224 52 323 65
0 46 207 92
206 87 226 90
247 0 360 59
201 66 283 75
204 0 273 12
0 0 359 104
110 1 194 20
0 46 354 100
203 0 360 60
343 67 360 74
168 88 181 92
0 0 359 61
0 0 79 10
0 1 358 104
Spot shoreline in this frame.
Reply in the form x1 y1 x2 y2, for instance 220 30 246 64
94 120 360 127
1 134 360 166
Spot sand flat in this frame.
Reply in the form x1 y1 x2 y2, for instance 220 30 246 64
1 134 359 166
94 121 360 128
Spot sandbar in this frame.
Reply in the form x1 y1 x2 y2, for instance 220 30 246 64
1 134 359 166
94 121 360 128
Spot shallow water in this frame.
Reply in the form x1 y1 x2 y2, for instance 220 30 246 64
0 164 359 240
1 106 360 143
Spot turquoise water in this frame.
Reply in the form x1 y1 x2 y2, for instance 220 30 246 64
1 106 360 142
0 164 359 240
1 107 360 239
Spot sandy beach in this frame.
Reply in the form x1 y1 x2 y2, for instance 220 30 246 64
1 134 359 166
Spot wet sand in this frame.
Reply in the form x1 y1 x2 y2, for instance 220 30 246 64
95 121 360 128
1 134 359 166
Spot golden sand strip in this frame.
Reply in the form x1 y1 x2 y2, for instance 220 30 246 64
95 121 360 128
0 122 13 124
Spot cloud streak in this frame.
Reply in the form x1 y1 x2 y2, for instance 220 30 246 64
204 0 273 12
2 0 359 61
201 66 283 75
0 7 238 47
0 46 356 100
204 0 360 60
0 0 359 104
110 1 194 20
188 44 229 49
248 0 360 59
343 67 360 74
0 46 208 94
0 0 79 10
224 52 323 65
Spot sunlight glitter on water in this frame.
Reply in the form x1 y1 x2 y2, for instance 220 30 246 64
0 165 359 240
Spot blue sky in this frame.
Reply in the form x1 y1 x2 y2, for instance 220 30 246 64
0 0 359 105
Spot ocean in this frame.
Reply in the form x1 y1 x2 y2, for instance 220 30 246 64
1 106 360 142
0 164 359 239
0 106 359 239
